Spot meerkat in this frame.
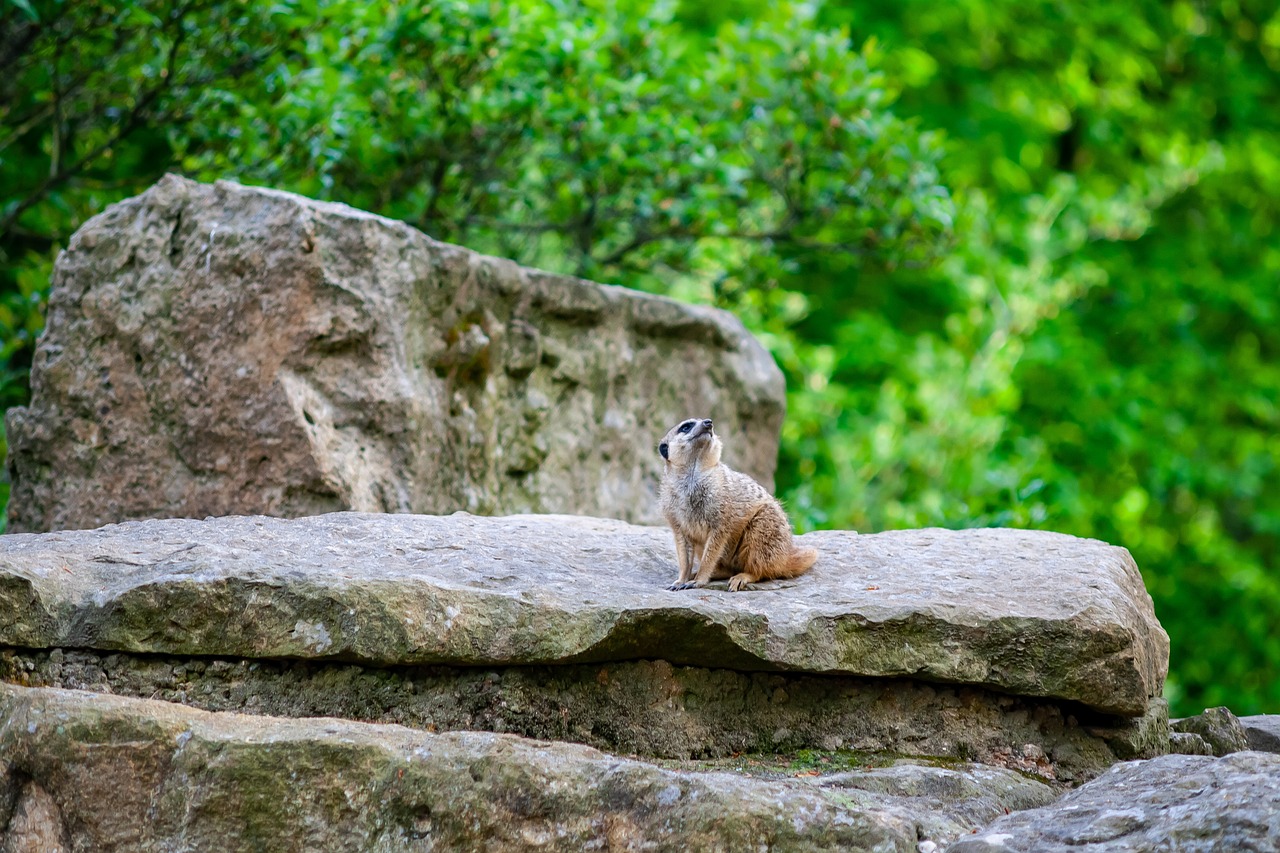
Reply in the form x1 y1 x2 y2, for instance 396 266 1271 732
658 417 817 591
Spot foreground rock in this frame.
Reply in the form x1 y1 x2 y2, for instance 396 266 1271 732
5 175 784 533
946 751 1280 852
1240 715 1280 753
0 685 1057 852
0 512 1168 715
817 762 1057 843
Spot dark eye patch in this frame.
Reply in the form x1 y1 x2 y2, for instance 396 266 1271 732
659 442 669 459
677 421 693 434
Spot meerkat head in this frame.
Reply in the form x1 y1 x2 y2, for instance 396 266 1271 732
658 417 722 469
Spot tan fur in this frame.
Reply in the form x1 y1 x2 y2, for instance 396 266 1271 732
658 417 818 591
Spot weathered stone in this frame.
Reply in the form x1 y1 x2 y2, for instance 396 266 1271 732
817 761 1058 842
1 778 70 853
0 646 1167 782
1168 731 1213 756
0 512 1168 715
1170 706 1249 756
1240 715 1280 753
5 175 784 533
946 752 1280 853
0 684 1050 852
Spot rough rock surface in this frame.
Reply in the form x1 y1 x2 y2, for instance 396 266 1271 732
1170 706 1249 756
5 175 784 533
815 761 1057 841
1240 715 1280 753
0 684 1054 852
946 751 1280 852
0 647 1167 782
0 512 1168 715
1167 731 1214 756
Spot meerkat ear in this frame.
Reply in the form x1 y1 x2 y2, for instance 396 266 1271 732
659 442 669 459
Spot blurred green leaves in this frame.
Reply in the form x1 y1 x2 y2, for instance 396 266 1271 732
806 0 1280 715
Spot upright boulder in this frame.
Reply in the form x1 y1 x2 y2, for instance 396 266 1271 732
5 175 784 532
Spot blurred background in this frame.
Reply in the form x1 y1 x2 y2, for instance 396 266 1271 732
1 0 1277 717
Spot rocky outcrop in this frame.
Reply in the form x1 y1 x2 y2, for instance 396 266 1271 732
0 685 1059 852
1168 731 1215 756
0 512 1169 782
4 175 784 533
946 751 1280 852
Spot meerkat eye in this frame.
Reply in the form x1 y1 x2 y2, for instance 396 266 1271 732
659 442 669 459
677 421 693 434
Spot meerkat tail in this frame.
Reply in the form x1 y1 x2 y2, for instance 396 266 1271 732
779 547 818 578
751 546 817 582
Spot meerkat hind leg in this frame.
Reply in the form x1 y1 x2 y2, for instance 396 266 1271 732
728 505 793 592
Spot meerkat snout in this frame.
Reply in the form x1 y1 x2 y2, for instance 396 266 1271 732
658 417 717 461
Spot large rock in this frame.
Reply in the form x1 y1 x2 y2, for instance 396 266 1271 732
0 684 1056 852
946 751 1280 852
0 512 1168 716
5 175 784 533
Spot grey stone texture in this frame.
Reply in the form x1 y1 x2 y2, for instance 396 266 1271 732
945 751 1280 853
1168 730 1214 756
1240 715 1280 753
0 684 1057 852
1170 705 1249 756
0 512 1168 716
5 174 784 533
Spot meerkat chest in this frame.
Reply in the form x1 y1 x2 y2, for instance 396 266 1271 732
673 470 721 534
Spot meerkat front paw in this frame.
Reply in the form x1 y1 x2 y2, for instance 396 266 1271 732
668 581 702 591
727 573 757 592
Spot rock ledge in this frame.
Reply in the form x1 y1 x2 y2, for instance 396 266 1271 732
0 511 1168 715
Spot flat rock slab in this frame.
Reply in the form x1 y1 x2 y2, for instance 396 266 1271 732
0 512 1167 714
0 685 1054 852
946 751 1280 852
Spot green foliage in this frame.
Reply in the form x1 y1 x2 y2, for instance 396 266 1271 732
802 0 1280 714
2 0 1277 715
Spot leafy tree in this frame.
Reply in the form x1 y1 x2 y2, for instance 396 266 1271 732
1 0 952 520
802 0 1280 714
